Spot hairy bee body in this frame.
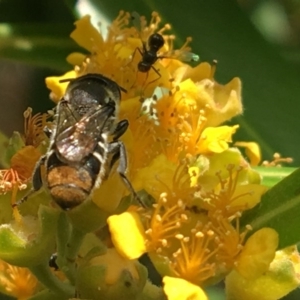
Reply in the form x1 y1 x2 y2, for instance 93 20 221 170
45 146 101 210
16 73 141 210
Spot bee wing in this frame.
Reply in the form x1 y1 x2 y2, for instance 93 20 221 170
55 100 79 137
55 103 115 162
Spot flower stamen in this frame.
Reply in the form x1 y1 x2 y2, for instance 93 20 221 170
170 225 217 285
23 107 49 147
145 194 186 252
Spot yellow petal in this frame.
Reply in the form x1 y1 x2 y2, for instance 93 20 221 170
45 70 76 102
193 76 242 127
88 248 139 284
183 62 212 82
211 77 242 125
70 15 104 52
132 154 176 199
92 171 127 212
235 141 261 166
163 276 208 300
11 146 41 180
0 259 37 299
226 246 300 300
108 212 147 259
197 125 239 154
236 228 278 280
77 248 147 300
230 184 267 210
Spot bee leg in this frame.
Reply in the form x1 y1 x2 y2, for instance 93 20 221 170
112 120 129 141
12 155 46 207
43 126 52 138
108 141 145 208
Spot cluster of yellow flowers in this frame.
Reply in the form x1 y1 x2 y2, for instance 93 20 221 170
0 10 299 300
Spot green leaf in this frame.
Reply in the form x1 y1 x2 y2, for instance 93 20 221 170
0 130 9 168
29 262 75 298
3 131 24 166
255 166 297 187
0 205 59 267
240 167 300 249
0 23 82 70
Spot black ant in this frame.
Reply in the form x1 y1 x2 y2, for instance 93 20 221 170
130 12 166 84
130 12 199 87
136 32 165 79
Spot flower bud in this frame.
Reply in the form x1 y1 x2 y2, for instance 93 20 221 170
77 248 147 300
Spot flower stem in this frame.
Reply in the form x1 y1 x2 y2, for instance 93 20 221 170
56 212 71 266
60 224 85 284
29 261 75 297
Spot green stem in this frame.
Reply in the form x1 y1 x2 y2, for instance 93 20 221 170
29 289 68 300
137 280 166 300
56 212 71 268
61 225 86 284
29 262 75 297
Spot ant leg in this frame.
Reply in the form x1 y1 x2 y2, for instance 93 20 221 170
107 141 145 207
12 155 46 207
130 47 145 89
142 65 161 92
149 65 161 83
127 47 143 70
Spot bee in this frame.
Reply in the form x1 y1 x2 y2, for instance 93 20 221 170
15 73 142 210
131 12 199 81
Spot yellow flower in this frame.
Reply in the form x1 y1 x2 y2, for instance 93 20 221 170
119 97 158 175
41 10 271 299
132 154 197 203
92 170 128 212
235 228 279 279
22 107 50 148
0 259 38 300
226 246 300 300
67 12 174 98
108 212 147 259
77 248 147 299
45 70 76 101
0 145 41 220
151 79 241 161
235 141 261 166
0 168 27 195
108 195 254 287
10 146 42 183
196 125 239 154
163 276 208 300
172 62 243 127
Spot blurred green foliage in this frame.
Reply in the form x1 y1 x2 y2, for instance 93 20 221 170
0 0 300 299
